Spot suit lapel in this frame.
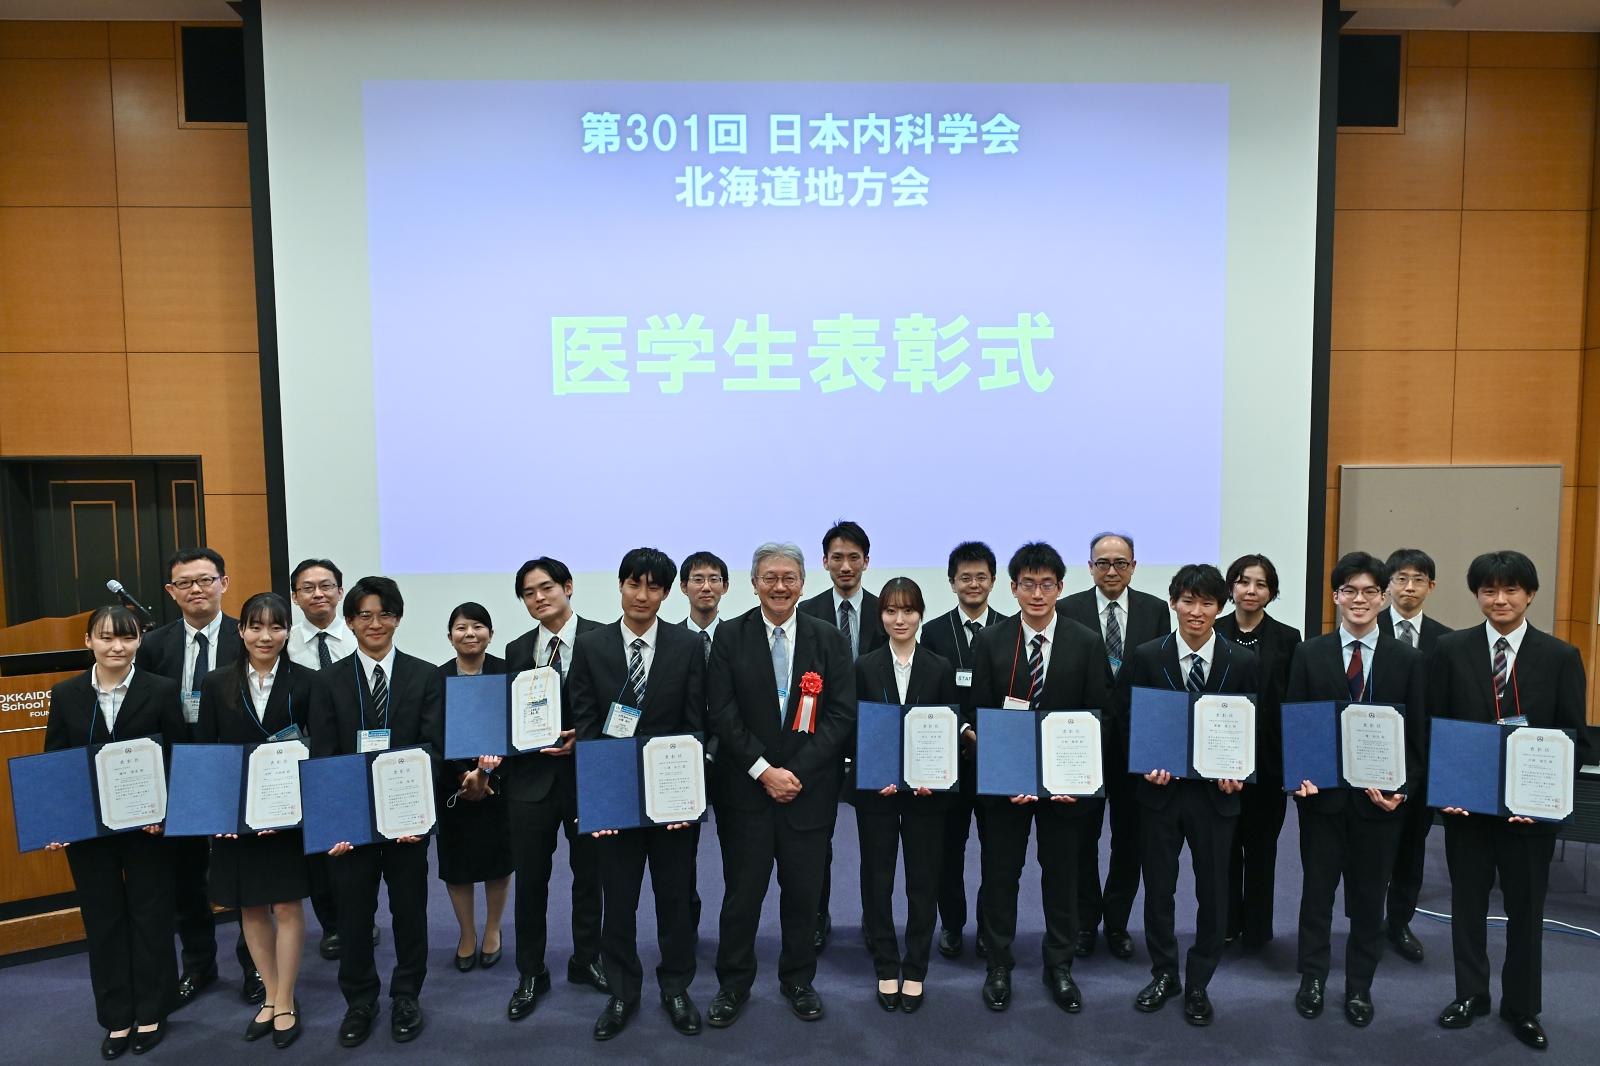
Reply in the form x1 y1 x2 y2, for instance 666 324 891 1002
1468 626 1497 717
1316 633 1346 694
115 673 154 739
907 647 943 705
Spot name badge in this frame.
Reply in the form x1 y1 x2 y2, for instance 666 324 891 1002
1499 715 1529 727
271 723 303 742
955 669 973 688
603 702 642 739
1002 695 1031 711
1108 655 1123 674
183 691 202 724
357 728 391 753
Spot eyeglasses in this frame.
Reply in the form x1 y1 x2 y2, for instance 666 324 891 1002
1016 580 1060 595
295 581 339 595
955 573 992 587
757 573 801 589
169 575 220 591
1336 586 1383 601
353 610 399 624
1390 574 1431 588
686 575 725 588
1091 559 1132 573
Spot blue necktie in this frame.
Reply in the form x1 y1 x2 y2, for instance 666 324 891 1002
772 626 789 720
192 631 210 691
316 630 333 668
1186 653 1205 693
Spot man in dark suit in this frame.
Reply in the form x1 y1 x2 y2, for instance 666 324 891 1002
1376 547 1452 963
488 556 608 1021
1285 551 1426 1028
679 549 730 650
135 546 259 1007
705 542 854 1026
1058 530 1171 959
968 542 1110 1015
1433 551 1593 1053
1125 563 1258 1027
918 540 1009 961
308 576 444 1047
571 548 707 1041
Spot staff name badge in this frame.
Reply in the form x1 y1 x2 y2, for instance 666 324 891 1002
271 723 303 742
183 691 202 724
604 702 642 739
1002 696 1031 711
357 728 392 753
1500 715 1529 727
955 669 973 688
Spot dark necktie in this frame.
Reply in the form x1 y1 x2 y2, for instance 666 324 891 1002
1186 652 1205 694
1104 602 1124 671
628 638 648 705
965 619 982 645
192 631 210 690
1346 641 1364 702
1027 634 1045 709
839 599 855 659
1492 636 1511 703
1397 619 1417 649
370 663 389 726
701 629 712 665
316 630 333 668
548 636 564 677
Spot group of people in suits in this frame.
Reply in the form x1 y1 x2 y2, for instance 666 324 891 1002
38 529 1592 1056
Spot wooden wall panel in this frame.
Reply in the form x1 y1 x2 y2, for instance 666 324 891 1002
0 354 131 456
1572 486 1597 623
1468 31 1599 70
202 494 270 613
1450 350 1580 474
0 207 124 353
0 23 107 59
119 207 257 353
1558 484 1577 620
127 353 265 494
112 60 249 208
1337 66 1466 211
0 59 115 207
1587 212 1600 350
108 22 173 60
1326 350 1454 482
1331 210 1460 350
1456 211 1587 350
1409 31 1468 68
1580 347 1600 486
1463 68 1596 210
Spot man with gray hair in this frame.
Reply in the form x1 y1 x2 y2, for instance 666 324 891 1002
703 543 855 1027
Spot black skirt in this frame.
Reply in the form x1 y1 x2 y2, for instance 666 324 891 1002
436 779 512 885
208 830 310 907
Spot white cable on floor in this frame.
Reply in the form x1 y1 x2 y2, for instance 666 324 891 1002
1414 907 1600 941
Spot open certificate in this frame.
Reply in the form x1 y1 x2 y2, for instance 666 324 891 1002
371 748 436 839
1040 711 1102 796
94 737 166 831
245 740 310 831
511 666 561 751
1190 695 1255 781
1504 727 1575 821
903 706 960 791
1339 705 1406 792
641 735 707 823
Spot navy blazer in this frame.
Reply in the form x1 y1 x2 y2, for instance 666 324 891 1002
1215 610 1303 784
136 615 244 687
918 605 1009 672
569 621 706 741
851 643 960 813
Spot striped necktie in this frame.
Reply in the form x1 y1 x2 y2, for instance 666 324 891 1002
1027 634 1045 709
370 663 389 727
1186 652 1205 693
1397 619 1417 649
701 629 712 664
1492 637 1511 702
839 599 856 659
1104 602 1124 671
627 638 648 706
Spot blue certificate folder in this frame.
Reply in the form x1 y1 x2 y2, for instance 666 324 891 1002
10 735 170 853
165 743 306 837
1426 718 1574 823
1127 688 1191 776
855 702 961 793
1281 702 1342 791
575 733 708 835
974 707 1104 799
445 673 510 759
299 745 437 854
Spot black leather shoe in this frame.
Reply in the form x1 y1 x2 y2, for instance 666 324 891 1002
479 941 502 969
1135 973 1182 1013
1183 987 1214 1027
975 935 988 960
1044 965 1082 1013
876 988 900 1012
1074 929 1096 957
1438 994 1490 1029
319 932 340 960
706 988 749 1029
1345 990 1374 1028
1386 922 1424 963
593 997 635 1041
938 928 962 959
338 1003 378 1047
813 912 832 955
982 966 1012 1011
1295 975 1325 1019
101 1032 130 1060
390 997 423 1042
174 967 217 1009
245 1005 275 1041
661 992 702 1035
567 957 611 994
900 989 924 1014
271 1004 301 1049
507 970 551 1021
241 969 266 1005
1106 930 1136 960
455 951 477 973
782 984 823 1021
130 1023 164 1056
1500 1007 1549 1050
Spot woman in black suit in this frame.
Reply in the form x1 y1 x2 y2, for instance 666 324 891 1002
1215 554 1303 949
436 602 512 972
853 577 959 1013
194 592 327 1047
44 605 187 1059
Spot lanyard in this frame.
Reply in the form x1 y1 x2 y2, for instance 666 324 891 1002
1493 662 1524 722
241 663 293 739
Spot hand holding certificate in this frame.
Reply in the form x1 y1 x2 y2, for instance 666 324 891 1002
975 706 1103 799
856 702 960 794
166 740 310 837
10 736 170 853
511 666 562 752
576 733 708 834
1428 718 1576 822
300 744 438 854
1191 695 1255 782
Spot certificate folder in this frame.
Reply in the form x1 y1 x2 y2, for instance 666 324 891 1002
855 701 961 793
10 736 168 853
300 745 437 854
166 741 309 837
576 733 708 835
445 673 510 759
1127 688 1258 783
1281 701 1341 791
1427 718 1575 823
975 707 1104 799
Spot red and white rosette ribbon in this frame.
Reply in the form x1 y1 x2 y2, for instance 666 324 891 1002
791 671 823 734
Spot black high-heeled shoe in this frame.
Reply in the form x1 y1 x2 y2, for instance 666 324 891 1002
875 984 900 1012
100 1031 131 1060
244 1004 275 1041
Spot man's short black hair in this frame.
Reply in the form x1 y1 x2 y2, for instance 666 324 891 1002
1169 563 1227 604
290 557 343 589
343 575 404 620
1224 554 1280 601
167 546 225 579
1008 542 1065 583
620 547 676 589
679 550 729 585
1466 550 1540 594
1385 548 1437 581
1330 551 1387 592
947 541 997 581
514 557 572 598
1088 531 1135 557
822 520 870 558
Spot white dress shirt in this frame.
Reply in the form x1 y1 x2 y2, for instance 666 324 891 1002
892 646 914 704
182 613 224 693
355 645 397 725
1180 630 1218 685
1094 587 1129 647
621 619 659 680
749 610 799 780
683 615 721 640
1387 606 1427 649
538 615 579 679
91 664 135 734
288 616 356 670
246 660 279 721
1020 614 1060 678
1485 618 1528 676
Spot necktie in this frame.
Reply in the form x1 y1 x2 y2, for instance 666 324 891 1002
701 629 712 665
1027 634 1045 709
1186 652 1205 693
965 619 982 645
1397 619 1416 649
839 599 856 659
370 663 389 727
627 638 648 706
771 626 789 719
1346 641 1364 702
548 636 564 677
1493 636 1511 703
316 630 333 668
192 631 210 691
1104 602 1124 670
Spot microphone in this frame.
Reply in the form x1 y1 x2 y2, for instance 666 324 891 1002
106 579 159 632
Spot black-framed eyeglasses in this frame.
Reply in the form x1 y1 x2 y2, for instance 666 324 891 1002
169 575 221 591
1091 559 1132 573
353 610 399 624
295 581 339 595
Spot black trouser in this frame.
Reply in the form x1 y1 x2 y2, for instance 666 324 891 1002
1079 759 1143 937
1444 817 1556 1016
857 805 945 981
977 798 1082 971
68 832 178 1030
1140 782 1236 990
714 803 829 992
173 835 251 975
937 765 982 933
328 839 429 1006
306 852 339 936
1295 804 1402 992
1228 779 1288 942
597 824 700 1007
1385 791 1433 928
507 789 601 978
